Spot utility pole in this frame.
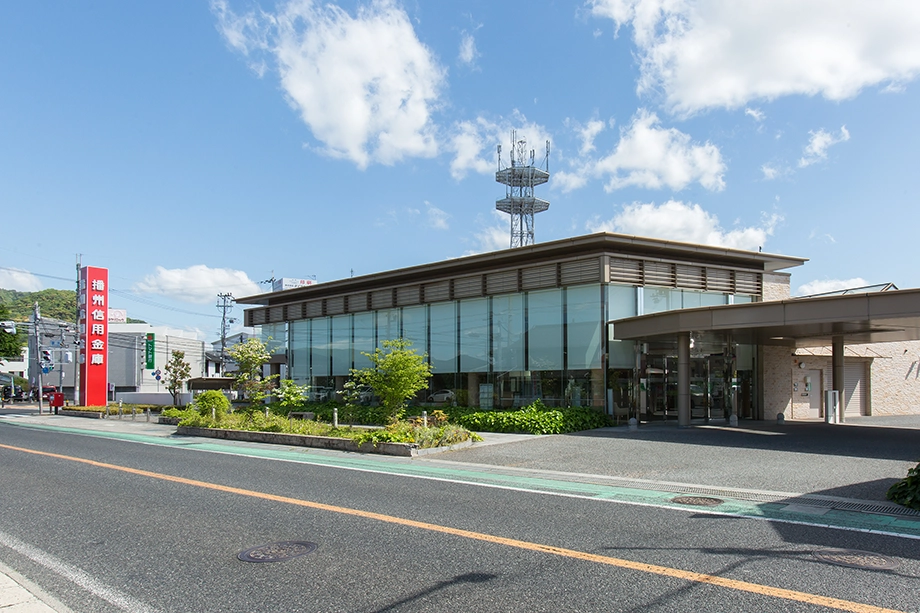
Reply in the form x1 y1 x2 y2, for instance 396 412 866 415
33 302 43 414
216 293 234 374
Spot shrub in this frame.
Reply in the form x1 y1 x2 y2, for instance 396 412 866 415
887 461 920 510
193 390 231 421
457 400 610 435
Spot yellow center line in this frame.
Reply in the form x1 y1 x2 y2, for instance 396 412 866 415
1 442 905 613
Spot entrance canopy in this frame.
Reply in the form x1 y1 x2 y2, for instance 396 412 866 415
611 288 920 348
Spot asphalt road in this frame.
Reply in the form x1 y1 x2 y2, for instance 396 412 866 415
1 420 918 613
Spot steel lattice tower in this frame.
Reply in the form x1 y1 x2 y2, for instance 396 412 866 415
496 132 550 248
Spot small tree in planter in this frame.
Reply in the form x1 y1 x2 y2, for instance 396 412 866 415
227 337 278 413
350 338 431 423
277 379 311 413
163 350 191 406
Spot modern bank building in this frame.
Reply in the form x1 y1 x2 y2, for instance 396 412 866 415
238 141 920 426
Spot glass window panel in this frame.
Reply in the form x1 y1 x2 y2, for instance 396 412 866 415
289 320 309 382
331 314 351 376
682 290 702 309
528 289 563 371
429 302 457 374
376 309 400 346
492 293 524 372
352 312 375 370
460 298 489 373
608 284 637 320
260 323 286 356
402 305 427 355
733 294 754 304
701 292 727 306
608 339 635 369
311 317 329 377
567 284 601 370
643 287 680 314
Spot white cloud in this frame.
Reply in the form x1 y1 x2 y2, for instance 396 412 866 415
464 210 512 255
458 31 479 67
449 112 552 180
590 0 920 115
744 107 765 122
798 125 850 168
796 278 869 297
213 0 445 168
588 200 781 251
760 164 779 180
425 201 450 230
593 109 725 192
0 268 42 292
575 118 608 155
135 265 262 304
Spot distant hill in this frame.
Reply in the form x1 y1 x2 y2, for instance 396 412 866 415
0 289 145 323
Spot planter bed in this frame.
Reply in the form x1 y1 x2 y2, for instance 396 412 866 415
175 425 472 457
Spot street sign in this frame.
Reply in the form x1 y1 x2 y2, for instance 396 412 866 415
145 333 155 369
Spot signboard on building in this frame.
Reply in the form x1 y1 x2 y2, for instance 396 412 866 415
272 277 317 292
78 266 108 407
108 308 127 323
145 333 155 369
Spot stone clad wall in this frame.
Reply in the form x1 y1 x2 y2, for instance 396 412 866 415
762 272 791 301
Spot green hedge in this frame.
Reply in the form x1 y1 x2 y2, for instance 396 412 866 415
887 461 920 510
457 401 611 435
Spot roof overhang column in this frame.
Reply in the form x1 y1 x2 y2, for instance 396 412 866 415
677 332 691 428
832 335 845 423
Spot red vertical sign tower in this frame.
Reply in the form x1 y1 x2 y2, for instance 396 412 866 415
79 266 109 407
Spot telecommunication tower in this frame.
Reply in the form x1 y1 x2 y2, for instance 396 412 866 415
495 132 550 248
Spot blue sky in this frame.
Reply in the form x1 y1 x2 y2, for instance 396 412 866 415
2 1 919 340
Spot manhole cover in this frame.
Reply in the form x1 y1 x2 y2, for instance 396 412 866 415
238 541 318 563
671 495 724 507
813 549 899 570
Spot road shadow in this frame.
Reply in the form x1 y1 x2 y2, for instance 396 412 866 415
565 421 920 462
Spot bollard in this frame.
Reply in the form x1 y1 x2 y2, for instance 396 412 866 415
729 413 738 427
118 400 123 420
777 413 785 425
146 408 150 422
422 410 428 428
628 417 638 431
212 407 216 421
333 407 338 428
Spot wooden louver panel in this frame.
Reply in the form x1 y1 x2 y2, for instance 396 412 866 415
675 264 705 290
396 285 421 306
705 268 733 292
609 258 642 284
560 258 601 285
644 261 675 287
734 271 761 296
422 281 450 303
486 270 518 295
521 264 557 290
305 300 323 318
248 309 267 326
268 306 284 323
346 293 368 313
325 296 345 315
371 289 393 310
453 275 483 299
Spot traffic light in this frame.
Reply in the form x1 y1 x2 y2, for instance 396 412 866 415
41 349 53 368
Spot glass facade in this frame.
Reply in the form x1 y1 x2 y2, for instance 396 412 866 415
281 279 754 416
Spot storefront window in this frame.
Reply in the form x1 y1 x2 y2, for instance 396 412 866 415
352 312 374 370
460 298 489 373
311 317 329 377
492 293 524 373
567 284 601 370
528 288 563 371
402 305 428 356
376 309 400 346
331 314 351 376
289 320 309 383
429 302 457 375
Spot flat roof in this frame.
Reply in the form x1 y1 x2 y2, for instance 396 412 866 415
237 232 807 305
611 288 920 347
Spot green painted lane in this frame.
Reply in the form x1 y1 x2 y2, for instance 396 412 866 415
5 419 920 539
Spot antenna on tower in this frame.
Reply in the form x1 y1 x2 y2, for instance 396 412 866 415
495 131 550 248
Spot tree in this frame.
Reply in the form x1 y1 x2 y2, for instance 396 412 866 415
350 338 432 422
227 337 278 410
163 350 191 406
0 305 24 359
277 379 310 410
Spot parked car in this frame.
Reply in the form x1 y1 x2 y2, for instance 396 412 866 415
427 389 456 403
2 385 25 402
41 385 57 401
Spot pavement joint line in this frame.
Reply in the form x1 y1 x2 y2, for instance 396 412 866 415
4 419 920 539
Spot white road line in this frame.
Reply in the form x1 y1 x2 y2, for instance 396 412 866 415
0 530 161 613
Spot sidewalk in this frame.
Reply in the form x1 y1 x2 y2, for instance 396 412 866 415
0 562 67 613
